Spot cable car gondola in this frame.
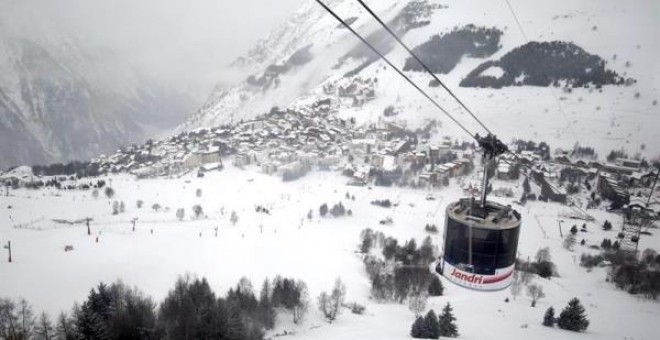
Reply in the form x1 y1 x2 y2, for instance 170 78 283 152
438 136 521 291
440 198 520 290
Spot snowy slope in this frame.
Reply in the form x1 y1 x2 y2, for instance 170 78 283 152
1 168 658 339
184 0 659 158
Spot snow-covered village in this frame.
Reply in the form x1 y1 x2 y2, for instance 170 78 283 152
1 0 659 339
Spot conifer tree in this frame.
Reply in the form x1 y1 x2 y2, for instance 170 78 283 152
438 303 458 337
557 298 589 332
410 316 425 338
258 279 275 329
543 306 555 327
428 276 444 296
424 309 440 339
523 177 531 194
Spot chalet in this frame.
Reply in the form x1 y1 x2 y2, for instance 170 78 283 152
240 120 266 132
351 139 376 155
184 147 222 169
233 153 252 167
261 162 278 175
313 98 332 113
318 155 341 168
601 162 637 176
352 95 366 107
554 155 571 165
497 161 511 179
279 161 310 181
598 172 630 208
418 172 438 187
531 170 567 203
616 158 641 171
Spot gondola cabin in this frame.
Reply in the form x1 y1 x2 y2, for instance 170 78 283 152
440 198 521 290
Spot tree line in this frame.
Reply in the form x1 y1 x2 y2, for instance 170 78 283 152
0 274 321 340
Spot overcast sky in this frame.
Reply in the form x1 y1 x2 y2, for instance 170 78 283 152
0 0 306 97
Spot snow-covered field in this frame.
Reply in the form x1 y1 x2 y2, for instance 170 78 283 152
1 166 659 339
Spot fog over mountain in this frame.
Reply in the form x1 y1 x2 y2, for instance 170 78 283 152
1 0 306 96
0 0 304 168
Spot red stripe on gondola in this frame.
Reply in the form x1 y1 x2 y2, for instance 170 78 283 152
482 269 514 284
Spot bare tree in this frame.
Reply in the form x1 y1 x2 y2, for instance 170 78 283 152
318 277 346 321
408 291 428 317
527 284 546 307
0 298 35 339
34 312 53 340
293 280 309 325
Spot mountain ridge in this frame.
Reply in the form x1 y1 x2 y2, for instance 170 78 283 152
181 0 658 157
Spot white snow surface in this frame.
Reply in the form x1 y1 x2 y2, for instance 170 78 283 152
1 166 659 339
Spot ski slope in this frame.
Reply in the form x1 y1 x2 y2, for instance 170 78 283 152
1 166 659 339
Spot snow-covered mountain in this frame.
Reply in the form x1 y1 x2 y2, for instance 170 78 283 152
0 31 196 169
183 0 659 158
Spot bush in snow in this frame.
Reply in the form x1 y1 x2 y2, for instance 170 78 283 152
579 253 604 269
230 210 238 225
370 199 392 208
319 203 328 217
425 223 438 233
112 201 119 215
176 208 185 221
119 201 125 214
192 205 204 219
104 187 115 199
557 298 590 332
196 188 202 197
329 202 346 217
152 203 161 212
349 302 366 315
136 200 143 209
